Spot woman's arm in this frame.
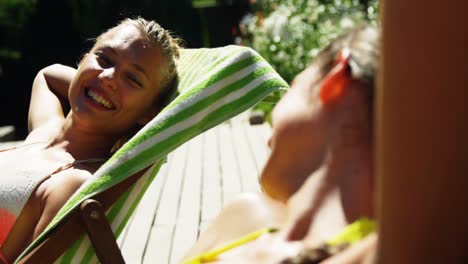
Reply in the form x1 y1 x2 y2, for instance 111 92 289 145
28 64 76 131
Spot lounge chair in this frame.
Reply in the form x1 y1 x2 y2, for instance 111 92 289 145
15 45 288 264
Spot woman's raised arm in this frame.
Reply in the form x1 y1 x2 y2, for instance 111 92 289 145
28 64 76 131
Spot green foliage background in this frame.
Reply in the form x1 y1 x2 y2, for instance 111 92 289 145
0 0 35 59
241 0 379 83
238 0 379 121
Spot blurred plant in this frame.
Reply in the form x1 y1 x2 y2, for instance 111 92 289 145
238 0 379 123
240 0 379 83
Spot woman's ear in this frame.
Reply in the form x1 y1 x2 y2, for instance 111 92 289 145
137 106 160 126
320 49 351 104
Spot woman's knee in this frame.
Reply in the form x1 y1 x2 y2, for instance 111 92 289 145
223 192 286 228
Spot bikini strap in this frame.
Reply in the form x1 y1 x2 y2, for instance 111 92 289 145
0 142 48 153
50 158 107 176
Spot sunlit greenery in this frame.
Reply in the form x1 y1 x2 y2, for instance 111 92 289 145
240 0 379 83
238 0 379 122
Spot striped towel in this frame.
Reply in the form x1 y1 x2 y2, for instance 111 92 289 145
17 45 288 263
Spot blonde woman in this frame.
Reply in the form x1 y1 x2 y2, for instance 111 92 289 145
0 17 180 263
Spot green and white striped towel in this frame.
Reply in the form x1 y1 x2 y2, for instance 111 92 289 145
17 45 288 263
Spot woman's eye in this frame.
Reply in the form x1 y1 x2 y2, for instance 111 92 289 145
96 52 112 67
127 73 142 87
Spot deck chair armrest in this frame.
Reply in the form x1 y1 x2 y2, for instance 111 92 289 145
80 200 125 264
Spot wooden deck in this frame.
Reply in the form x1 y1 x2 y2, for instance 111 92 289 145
116 111 272 263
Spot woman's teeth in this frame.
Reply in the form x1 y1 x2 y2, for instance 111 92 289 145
86 89 114 109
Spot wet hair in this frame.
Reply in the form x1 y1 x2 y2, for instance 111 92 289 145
310 25 380 110
96 17 182 109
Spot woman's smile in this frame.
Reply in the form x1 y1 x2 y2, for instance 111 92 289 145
84 86 116 110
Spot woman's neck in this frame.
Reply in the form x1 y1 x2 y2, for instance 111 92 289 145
326 138 375 221
48 116 117 160
291 141 374 246
284 139 374 243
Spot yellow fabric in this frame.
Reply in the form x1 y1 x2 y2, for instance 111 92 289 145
327 218 376 246
183 218 376 263
183 227 277 264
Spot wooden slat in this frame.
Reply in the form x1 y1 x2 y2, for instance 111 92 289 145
153 144 188 225
218 123 242 206
120 158 171 263
231 122 261 193
244 123 271 175
170 135 203 263
143 225 173 264
144 144 189 263
200 127 222 231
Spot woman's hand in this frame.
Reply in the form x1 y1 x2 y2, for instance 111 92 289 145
28 64 77 131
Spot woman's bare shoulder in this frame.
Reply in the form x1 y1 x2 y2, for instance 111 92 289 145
35 169 93 221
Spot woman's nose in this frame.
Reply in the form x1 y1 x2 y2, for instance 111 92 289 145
99 67 117 89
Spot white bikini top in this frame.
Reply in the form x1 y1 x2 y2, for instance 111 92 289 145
0 142 105 245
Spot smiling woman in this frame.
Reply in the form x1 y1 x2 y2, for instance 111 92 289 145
68 22 169 136
0 17 180 263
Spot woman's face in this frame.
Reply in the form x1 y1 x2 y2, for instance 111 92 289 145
68 25 165 135
260 64 333 201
